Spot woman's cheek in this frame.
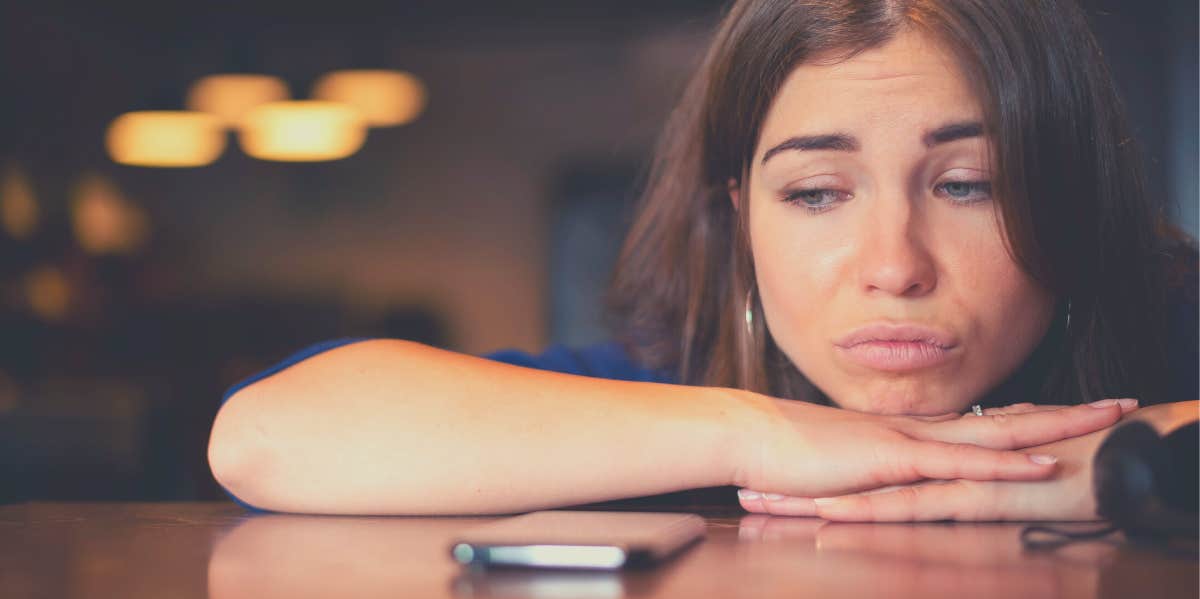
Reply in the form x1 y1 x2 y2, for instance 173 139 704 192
944 212 1056 396
751 205 852 385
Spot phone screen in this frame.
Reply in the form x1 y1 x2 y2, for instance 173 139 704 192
449 510 706 570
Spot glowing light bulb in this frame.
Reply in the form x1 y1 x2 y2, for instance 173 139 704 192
25 265 70 322
238 101 367 161
71 173 150 255
187 74 290 127
312 70 426 127
106 111 225 167
1 164 38 240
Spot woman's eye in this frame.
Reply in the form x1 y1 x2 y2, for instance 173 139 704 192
781 189 849 214
935 180 991 204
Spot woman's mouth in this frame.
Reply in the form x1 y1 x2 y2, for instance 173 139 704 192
834 323 959 372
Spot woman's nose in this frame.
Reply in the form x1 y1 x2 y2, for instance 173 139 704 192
854 198 937 298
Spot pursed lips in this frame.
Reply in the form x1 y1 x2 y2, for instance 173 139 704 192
834 322 959 372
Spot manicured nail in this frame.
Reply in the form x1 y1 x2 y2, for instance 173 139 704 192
813 497 839 506
1116 398 1139 410
737 489 761 500
1088 399 1118 408
1029 454 1058 465
763 493 785 501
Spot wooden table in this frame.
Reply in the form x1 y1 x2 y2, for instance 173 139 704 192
1 502 1195 598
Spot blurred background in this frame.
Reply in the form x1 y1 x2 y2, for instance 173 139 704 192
0 0 1195 503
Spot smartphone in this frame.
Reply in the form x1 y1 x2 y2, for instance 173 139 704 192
449 510 706 570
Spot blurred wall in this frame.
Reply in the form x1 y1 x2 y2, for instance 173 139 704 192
0 5 716 356
182 27 712 355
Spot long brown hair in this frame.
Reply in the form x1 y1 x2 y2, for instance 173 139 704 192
607 0 1185 406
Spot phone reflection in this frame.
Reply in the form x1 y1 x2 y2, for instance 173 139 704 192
451 567 624 599
736 515 1115 599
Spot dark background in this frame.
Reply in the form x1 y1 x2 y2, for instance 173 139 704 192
0 0 1195 503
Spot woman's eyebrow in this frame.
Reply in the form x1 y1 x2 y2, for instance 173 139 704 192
760 120 984 164
922 121 983 148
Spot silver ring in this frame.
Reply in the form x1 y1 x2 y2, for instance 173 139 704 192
971 404 984 416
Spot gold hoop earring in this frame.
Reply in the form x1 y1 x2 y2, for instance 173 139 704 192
1065 299 1072 335
744 288 754 336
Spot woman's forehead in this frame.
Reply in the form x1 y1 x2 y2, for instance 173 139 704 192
757 30 983 155
801 27 960 81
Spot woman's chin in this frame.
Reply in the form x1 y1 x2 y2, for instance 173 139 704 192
828 382 972 417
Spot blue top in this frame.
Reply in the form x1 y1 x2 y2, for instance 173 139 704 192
217 338 674 510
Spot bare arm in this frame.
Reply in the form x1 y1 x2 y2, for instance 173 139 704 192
208 339 744 515
208 339 1135 516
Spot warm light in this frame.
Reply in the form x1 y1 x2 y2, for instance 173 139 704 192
105 111 225 167
1 164 38 240
71 173 150 255
25 265 70 322
238 101 367 161
187 74 290 127
312 70 426 127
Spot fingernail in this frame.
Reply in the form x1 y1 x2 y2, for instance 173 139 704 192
763 493 785 501
1029 454 1058 465
1116 398 1139 410
813 497 839 506
1088 399 1118 408
737 489 761 500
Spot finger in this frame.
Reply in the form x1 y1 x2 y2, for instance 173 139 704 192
911 412 961 422
813 480 1001 522
897 440 1058 483
916 399 1137 449
979 403 1137 417
904 403 1062 427
981 403 1054 416
737 489 819 517
980 401 1134 416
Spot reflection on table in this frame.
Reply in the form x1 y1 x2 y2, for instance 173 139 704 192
1 502 1195 599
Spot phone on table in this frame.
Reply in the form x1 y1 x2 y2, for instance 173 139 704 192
449 510 706 570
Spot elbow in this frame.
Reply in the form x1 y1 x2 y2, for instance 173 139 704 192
208 386 274 509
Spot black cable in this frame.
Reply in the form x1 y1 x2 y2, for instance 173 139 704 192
1019 524 1119 551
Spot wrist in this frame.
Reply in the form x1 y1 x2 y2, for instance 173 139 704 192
703 387 776 489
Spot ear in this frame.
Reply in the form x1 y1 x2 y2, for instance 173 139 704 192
728 179 740 212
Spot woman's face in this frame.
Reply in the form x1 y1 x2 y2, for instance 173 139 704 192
742 28 1055 416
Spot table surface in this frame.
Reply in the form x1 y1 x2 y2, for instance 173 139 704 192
1 502 1196 599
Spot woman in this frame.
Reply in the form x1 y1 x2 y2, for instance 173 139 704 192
208 0 1197 520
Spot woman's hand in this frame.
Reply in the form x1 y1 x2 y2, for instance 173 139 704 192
737 400 1197 521
731 396 1140 504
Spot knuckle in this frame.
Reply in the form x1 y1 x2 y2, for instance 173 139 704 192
873 443 909 484
896 485 923 506
987 413 1019 448
947 441 973 460
945 481 979 520
961 481 999 520
860 495 877 520
936 444 974 480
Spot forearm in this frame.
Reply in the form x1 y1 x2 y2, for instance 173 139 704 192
1018 400 1198 521
1125 400 1199 434
208 339 747 515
